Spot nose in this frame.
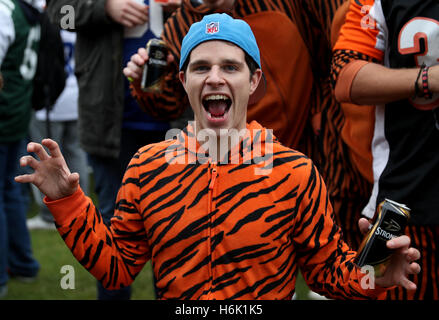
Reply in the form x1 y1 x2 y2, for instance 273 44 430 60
205 66 225 87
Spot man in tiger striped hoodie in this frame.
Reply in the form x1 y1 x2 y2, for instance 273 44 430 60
16 14 420 300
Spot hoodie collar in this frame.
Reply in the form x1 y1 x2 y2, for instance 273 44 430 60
167 121 275 167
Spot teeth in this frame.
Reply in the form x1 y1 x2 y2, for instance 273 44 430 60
204 94 229 101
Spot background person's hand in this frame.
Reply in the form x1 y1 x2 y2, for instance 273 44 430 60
123 47 149 86
105 0 149 28
123 47 174 86
15 139 79 200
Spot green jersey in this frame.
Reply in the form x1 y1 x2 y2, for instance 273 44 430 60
0 0 40 143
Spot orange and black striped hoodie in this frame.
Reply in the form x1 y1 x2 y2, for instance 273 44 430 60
45 121 386 299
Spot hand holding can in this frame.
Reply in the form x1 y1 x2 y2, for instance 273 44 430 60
355 199 410 277
123 47 149 84
140 39 169 93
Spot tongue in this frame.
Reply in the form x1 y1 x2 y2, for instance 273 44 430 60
207 100 228 117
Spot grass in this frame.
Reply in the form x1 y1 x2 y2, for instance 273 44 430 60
4 213 156 300
3 179 312 300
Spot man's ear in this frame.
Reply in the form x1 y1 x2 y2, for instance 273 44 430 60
179 71 186 89
249 69 262 95
248 69 265 105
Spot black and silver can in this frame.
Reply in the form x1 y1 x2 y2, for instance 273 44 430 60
355 199 410 277
141 39 168 93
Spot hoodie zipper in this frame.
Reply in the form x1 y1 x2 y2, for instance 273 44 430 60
206 163 217 299
209 165 218 190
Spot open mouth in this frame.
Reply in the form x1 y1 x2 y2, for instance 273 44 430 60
202 94 232 120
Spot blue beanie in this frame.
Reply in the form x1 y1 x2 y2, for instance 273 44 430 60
179 13 261 70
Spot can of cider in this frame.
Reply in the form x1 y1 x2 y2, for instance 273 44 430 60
355 199 410 277
140 39 168 93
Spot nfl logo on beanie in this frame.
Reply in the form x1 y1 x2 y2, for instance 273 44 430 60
206 22 219 34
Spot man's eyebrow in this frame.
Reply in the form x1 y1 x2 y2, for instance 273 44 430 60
189 58 244 68
222 58 243 66
188 59 210 68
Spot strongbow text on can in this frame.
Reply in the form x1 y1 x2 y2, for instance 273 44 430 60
355 199 410 277
141 39 168 93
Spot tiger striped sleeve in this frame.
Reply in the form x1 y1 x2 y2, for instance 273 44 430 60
292 158 387 299
45 155 150 290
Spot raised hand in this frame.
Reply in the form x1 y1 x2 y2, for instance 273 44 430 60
15 139 79 200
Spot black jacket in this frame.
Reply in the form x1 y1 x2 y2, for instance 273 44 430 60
47 0 124 158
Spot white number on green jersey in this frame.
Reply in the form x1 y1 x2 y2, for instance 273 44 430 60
20 24 40 80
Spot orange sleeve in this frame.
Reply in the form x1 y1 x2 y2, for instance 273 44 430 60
45 157 150 290
333 0 384 61
43 188 89 226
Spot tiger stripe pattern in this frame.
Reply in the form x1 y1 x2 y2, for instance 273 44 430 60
293 0 374 250
47 122 385 300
